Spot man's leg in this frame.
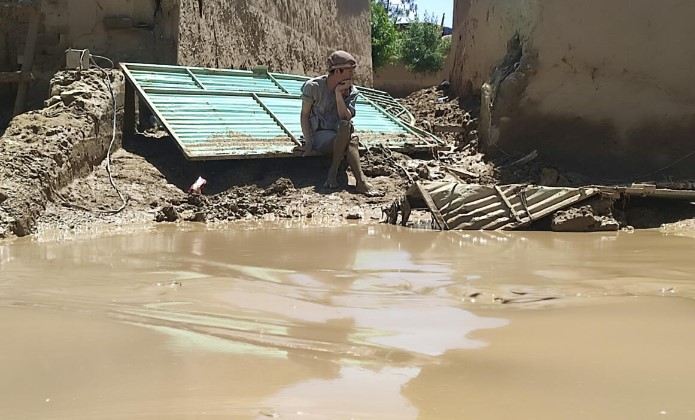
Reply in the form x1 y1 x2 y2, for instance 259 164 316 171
344 133 379 195
325 121 352 188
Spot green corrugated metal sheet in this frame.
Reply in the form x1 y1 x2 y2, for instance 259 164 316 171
121 63 440 160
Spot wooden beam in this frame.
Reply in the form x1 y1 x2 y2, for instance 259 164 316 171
12 0 41 116
0 71 33 84
123 80 136 138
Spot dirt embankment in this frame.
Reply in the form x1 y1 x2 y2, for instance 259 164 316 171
0 69 123 237
2 69 695 239
1 71 478 237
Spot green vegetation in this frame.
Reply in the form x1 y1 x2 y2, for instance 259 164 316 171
398 16 450 73
373 0 418 20
370 1 450 74
371 1 398 71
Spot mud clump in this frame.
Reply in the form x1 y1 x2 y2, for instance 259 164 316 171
552 204 620 232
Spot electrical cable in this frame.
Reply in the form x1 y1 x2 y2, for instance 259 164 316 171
89 53 128 214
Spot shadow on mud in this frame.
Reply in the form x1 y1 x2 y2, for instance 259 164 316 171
123 133 347 195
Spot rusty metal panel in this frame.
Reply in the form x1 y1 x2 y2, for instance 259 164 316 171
409 182 600 230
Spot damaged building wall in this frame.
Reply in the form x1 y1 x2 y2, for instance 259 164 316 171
177 0 373 85
0 0 177 112
450 0 695 177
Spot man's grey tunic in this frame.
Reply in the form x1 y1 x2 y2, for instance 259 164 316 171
301 75 359 133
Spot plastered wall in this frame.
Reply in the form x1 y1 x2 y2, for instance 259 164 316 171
177 0 373 85
450 0 695 176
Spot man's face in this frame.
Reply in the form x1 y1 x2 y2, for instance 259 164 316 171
339 67 354 82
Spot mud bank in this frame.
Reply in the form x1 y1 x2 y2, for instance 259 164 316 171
0 69 123 237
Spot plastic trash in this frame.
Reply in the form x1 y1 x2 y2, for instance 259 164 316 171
188 176 207 195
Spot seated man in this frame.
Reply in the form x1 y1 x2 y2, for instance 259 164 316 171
296 50 378 196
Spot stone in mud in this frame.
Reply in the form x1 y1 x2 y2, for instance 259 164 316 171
156 205 178 222
552 204 619 232
181 209 206 222
264 177 294 196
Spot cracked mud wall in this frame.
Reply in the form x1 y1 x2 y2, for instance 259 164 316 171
451 0 695 177
177 0 373 85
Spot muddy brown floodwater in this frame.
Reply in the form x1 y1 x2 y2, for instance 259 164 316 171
1 223 695 419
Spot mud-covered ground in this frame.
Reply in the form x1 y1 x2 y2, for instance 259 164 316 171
36 85 496 233
1 72 693 238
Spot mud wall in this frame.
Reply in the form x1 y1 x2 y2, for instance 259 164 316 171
374 55 453 97
177 0 373 85
450 0 695 177
0 0 177 111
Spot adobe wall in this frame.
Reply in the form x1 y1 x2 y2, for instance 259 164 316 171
450 0 695 177
177 0 373 85
0 0 177 112
374 54 453 97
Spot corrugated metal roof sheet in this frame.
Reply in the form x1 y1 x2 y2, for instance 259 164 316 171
402 182 600 230
120 63 440 160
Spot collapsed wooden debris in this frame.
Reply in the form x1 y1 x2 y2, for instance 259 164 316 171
386 181 695 231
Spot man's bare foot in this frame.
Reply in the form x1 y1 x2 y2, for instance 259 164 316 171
356 181 384 197
324 175 339 189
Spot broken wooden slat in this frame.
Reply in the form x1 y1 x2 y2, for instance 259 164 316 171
444 165 478 180
0 0 37 8
433 125 466 133
494 185 522 224
414 182 449 231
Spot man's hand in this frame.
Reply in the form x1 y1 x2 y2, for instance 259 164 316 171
335 80 353 95
293 143 320 157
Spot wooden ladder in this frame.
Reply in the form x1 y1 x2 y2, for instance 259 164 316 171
0 0 42 116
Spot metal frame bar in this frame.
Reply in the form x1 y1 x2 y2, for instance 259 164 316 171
120 63 195 159
266 72 291 94
251 93 300 146
142 87 300 99
186 68 206 90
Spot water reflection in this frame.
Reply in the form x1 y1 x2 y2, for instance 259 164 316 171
1 224 694 418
